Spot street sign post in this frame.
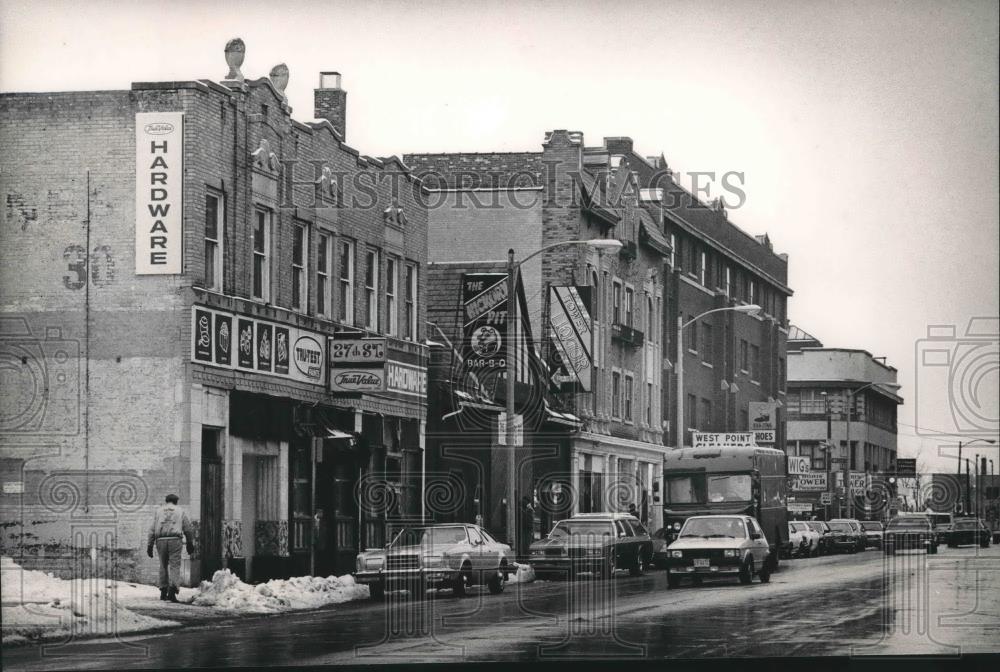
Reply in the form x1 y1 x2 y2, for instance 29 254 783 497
821 492 832 505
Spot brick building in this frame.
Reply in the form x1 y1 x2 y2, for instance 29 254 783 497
784 327 903 520
0 41 429 583
406 132 791 532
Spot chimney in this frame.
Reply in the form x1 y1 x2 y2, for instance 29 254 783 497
315 71 346 141
603 136 634 155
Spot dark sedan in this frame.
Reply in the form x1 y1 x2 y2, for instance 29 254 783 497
884 514 938 555
529 513 653 580
805 521 834 555
946 518 992 548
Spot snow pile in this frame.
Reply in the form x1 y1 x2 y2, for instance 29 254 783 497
507 562 535 584
1 556 178 646
191 569 369 613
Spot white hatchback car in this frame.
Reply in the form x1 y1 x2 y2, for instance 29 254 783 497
788 521 820 557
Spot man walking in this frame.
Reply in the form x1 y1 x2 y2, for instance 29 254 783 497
147 493 195 602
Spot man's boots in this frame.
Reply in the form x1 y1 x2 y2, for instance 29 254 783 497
166 586 179 603
159 587 168 601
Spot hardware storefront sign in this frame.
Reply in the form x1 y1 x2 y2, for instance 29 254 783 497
191 307 325 385
329 335 428 401
790 472 829 492
136 112 183 274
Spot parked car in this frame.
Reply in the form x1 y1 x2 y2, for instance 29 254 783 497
651 527 671 569
528 513 653 580
946 518 991 548
884 514 938 555
860 520 884 548
788 521 820 557
926 512 953 545
354 523 512 600
664 515 772 588
827 519 865 553
805 521 834 555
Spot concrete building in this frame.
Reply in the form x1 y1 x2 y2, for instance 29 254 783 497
0 40 429 583
406 133 791 532
784 326 903 520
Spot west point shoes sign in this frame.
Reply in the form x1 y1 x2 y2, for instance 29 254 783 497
191 307 325 386
136 112 183 274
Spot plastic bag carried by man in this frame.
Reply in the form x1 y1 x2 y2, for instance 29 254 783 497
147 493 195 602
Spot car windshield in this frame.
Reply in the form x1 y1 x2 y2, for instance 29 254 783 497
828 522 853 532
549 521 613 538
861 522 883 531
665 473 752 504
789 523 804 532
887 517 931 530
679 517 747 539
392 526 467 547
926 514 951 527
806 522 826 533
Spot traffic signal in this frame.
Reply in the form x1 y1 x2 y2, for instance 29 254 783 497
887 476 898 499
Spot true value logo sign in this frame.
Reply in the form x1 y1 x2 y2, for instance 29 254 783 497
135 112 183 274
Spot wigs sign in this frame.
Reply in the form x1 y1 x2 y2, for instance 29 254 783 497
135 112 183 274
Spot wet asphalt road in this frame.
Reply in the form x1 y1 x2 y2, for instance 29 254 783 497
5 544 999 668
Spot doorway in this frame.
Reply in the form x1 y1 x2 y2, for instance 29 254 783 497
200 428 224 581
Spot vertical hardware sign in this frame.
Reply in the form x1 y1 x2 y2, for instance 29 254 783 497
135 112 183 274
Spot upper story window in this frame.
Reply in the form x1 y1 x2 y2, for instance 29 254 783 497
700 251 707 285
702 322 713 361
688 315 698 354
252 208 271 302
750 344 760 380
204 191 223 291
611 371 622 418
749 279 756 305
669 233 676 269
725 266 731 298
646 295 654 341
624 287 634 327
404 263 418 341
292 222 308 312
338 239 355 325
316 232 331 317
364 248 380 331
624 374 634 422
385 257 398 337
739 339 749 372
646 382 653 426
613 281 622 324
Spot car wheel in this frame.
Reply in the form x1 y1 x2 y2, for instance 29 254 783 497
667 572 681 589
738 557 753 585
453 564 472 597
630 549 648 577
487 567 505 594
948 542 957 548
929 544 938 555
369 581 385 601
981 539 990 549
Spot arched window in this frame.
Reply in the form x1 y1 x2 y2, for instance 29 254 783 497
647 295 654 342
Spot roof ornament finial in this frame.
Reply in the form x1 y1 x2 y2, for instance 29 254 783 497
224 38 246 81
269 64 289 101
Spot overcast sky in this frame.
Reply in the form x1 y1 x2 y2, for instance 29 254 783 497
2 0 997 474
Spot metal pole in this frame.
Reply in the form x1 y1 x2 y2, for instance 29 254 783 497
965 458 971 515
826 396 832 520
506 249 517 550
676 314 684 450
844 389 852 519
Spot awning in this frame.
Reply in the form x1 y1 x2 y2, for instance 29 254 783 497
543 401 583 428
321 428 354 440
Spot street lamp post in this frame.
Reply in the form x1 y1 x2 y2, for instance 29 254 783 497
505 238 622 553
675 304 760 450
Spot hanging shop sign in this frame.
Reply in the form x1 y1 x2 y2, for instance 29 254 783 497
549 286 593 392
748 401 777 431
191 306 325 386
461 273 509 376
135 112 183 274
